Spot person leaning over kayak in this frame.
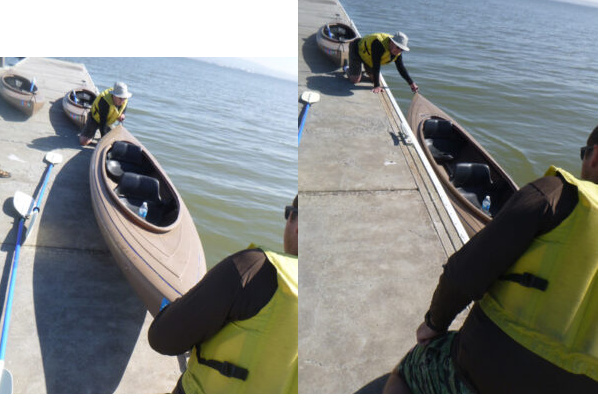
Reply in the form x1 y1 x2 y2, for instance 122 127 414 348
79 81 131 146
384 126 598 394
347 31 418 94
148 195 298 394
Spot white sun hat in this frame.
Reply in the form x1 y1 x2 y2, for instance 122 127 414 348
390 31 410 52
112 81 132 98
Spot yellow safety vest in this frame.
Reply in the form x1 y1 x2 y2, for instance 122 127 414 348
479 167 598 380
91 88 128 125
358 33 400 68
182 245 298 394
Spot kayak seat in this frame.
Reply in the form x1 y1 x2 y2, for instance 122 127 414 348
425 138 463 163
451 163 493 189
106 141 148 181
106 159 146 182
115 172 161 203
451 163 493 210
423 119 454 139
456 188 484 208
107 141 143 165
423 119 465 163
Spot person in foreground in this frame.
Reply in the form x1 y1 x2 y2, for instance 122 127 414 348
148 195 298 394
383 127 598 394
79 81 131 146
347 31 418 94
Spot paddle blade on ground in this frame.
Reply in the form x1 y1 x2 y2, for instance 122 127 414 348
300 91 320 104
12 192 34 219
44 152 63 165
0 361 12 394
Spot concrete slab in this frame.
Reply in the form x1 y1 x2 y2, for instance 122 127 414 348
298 1 466 393
0 58 182 394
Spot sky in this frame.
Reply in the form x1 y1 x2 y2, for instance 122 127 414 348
198 58 297 82
554 0 598 5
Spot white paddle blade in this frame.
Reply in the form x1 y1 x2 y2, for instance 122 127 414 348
0 366 12 394
13 191 34 218
301 91 320 104
44 152 63 165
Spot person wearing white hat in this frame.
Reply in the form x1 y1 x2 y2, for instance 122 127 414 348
346 31 418 94
79 81 132 146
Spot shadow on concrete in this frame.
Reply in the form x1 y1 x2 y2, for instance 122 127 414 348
33 149 147 394
301 34 341 75
352 374 390 394
301 33 372 98
0 98 30 123
25 100 82 152
48 98 80 136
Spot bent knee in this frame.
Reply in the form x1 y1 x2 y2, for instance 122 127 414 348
349 75 361 84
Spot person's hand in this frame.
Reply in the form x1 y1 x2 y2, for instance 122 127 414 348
372 86 384 94
118 114 126 122
416 321 443 346
410 83 419 93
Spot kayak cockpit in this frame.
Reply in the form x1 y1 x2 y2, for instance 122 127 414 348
321 22 357 42
105 141 180 228
70 89 96 108
421 118 513 217
4 74 37 94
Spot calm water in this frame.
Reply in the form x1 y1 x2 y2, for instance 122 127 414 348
57 57 297 267
341 0 597 185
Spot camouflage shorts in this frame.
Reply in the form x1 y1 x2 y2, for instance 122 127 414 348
394 332 477 394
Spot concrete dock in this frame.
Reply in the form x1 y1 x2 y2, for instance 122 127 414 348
0 58 181 394
298 1 468 393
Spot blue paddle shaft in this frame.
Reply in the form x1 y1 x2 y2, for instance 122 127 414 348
0 161 56 360
24 163 54 241
0 219 24 361
298 103 311 144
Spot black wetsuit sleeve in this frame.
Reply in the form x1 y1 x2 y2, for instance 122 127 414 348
370 39 385 88
394 55 414 85
97 98 109 131
147 248 277 355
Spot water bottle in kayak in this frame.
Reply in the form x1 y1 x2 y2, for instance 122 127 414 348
138 201 148 219
482 195 491 215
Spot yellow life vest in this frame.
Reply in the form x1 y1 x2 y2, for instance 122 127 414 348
91 88 128 125
182 245 298 394
479 166 598 380
358 33 400 68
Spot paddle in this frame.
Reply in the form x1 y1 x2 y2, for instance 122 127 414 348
29 78 36 93
298 91 320 144
0 151 62 394
23 152 63 241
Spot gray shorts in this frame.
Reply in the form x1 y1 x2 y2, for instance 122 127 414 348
348 38 373 77
80 115 110 139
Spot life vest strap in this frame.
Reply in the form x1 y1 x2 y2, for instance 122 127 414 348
499 272 548 291
197 356 249 381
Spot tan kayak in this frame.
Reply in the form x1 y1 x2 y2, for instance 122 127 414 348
89 125 206 316
316 22 359 68
62 88 97 130
0 72 44 116
407 93 519 237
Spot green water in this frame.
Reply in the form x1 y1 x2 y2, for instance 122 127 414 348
59 57 298 267
342 0 597 186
